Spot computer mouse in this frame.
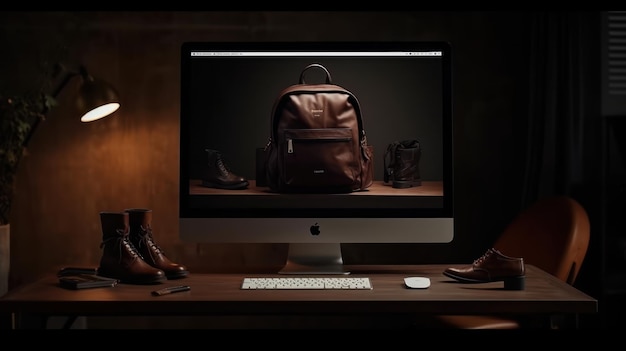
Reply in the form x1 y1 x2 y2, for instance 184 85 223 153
404 276 431 289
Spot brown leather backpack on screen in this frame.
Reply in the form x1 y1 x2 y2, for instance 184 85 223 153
264 63 374 193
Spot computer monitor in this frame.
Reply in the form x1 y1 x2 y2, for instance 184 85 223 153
179 41 454 274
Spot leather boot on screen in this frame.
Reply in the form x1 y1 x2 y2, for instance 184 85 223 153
202 148 249 190
97 212 166 284
384 140 422 188
125 208 189 279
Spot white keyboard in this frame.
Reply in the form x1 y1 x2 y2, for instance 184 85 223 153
241 277 372 290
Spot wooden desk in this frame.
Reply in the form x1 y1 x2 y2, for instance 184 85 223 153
0 264 597 329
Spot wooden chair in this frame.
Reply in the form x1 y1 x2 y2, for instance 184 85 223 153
435 195 591 329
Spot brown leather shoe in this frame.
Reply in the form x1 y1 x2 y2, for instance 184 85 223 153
443 248 525 290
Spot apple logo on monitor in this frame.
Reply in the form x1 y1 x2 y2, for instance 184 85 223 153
310 223 320 236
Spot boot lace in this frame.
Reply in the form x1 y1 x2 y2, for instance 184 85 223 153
135 225 165 262
100 228 144 263
216 156 231 176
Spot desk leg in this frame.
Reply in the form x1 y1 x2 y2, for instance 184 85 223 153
550 314 579 329
10 313 45 329
12 314 86 329
1 312 14 329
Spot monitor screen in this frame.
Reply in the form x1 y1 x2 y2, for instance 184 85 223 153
179 41 454 274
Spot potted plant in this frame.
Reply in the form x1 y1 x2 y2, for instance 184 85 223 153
0 92 56 225
0 87 56 296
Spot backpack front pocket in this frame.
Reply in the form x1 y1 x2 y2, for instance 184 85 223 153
281 128 358 189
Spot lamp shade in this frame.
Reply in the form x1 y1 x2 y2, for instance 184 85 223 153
21 64 122 148
76 75 120 122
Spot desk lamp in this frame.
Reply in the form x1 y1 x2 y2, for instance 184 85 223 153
22 63 120 147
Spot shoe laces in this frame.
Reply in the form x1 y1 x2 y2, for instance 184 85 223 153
473 248 496 266
100 228 144 263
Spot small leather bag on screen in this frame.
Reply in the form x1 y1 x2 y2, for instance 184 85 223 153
263 63 374 193
383 139 422 188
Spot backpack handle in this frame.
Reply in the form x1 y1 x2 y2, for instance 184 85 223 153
299 63 332 84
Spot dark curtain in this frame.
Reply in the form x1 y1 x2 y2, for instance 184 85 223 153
522 11 603 304
523 11 601 205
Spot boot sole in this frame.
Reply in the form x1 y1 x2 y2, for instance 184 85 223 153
166 270 190 279
392 179 422 188
443 271 525 290
201 180 249 190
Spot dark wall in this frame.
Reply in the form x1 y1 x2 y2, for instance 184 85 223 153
3 11 536 292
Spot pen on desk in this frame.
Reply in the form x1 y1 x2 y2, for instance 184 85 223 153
151 285 191 296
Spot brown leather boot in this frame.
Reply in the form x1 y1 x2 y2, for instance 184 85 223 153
202 149 249 190
125 208 189 279
384 140 422 188
443 248 525 290
97 212 166 284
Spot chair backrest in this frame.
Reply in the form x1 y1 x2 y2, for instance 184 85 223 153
493 196 590 285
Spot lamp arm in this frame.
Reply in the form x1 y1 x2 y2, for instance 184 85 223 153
22 64 80 148
50 65 80 100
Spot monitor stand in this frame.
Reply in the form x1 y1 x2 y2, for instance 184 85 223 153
279 243 350 275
